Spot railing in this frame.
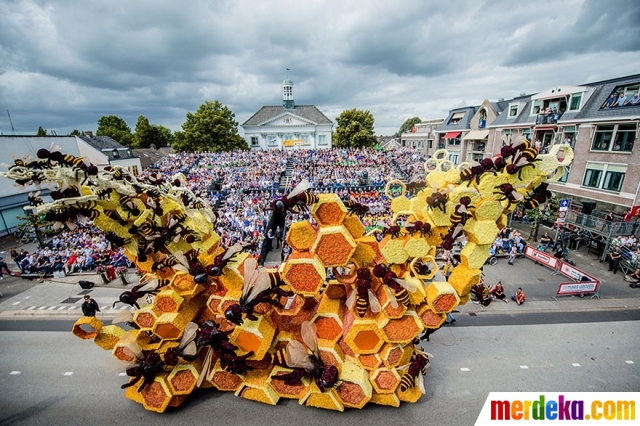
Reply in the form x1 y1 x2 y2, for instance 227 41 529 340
535 111 564 125
565 211 635 236
472 142 486 152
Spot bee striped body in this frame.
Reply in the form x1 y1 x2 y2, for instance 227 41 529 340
271 348 288 367
355 294 369 317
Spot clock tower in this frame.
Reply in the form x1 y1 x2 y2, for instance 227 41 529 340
283 78 294 110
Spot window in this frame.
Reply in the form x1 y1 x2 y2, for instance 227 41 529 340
478 110 487 128
582 163 626 192
268 136 277 147
508 104 519 117
428 140 433 149
318 135 327 146
449 153 459 164
448 137 460 146
569 93 582 110
600 83 640 109
532 100 542 115
251 136 259 146
522 129 532 142
558 165 570 183
592 124 635 152
448 112 465 125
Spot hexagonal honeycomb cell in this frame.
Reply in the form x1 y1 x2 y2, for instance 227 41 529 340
474 199 504 221
209 360 244 391
460 242 490 270
425 281 460 313
286 220 317 252
343 311 385 355
417 304 446 329
133 306 157 330
139 375 173 413
403 236 431 259
356 353 382 371
71 316 103 340
379 235 409 265
379 343 404 369
301 384 344 412
371 368 401 394
153 290 184 314
342 213 365 239
311 225 357 267
94 324 126 350
268 366 309 399
380 312 423 344
323 280 347 300
281 252 326 297
375 285 405 319
311 194 347 226
465 219 500 246
355 236 384 264
229 315 276 361
167 364 200 395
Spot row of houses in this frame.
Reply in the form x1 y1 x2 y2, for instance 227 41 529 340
396 74 640 215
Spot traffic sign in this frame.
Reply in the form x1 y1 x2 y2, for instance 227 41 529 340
558 198 570 211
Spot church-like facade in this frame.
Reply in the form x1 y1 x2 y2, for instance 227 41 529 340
242 79 333 150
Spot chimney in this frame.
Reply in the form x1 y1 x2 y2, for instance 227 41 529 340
85 131 93 137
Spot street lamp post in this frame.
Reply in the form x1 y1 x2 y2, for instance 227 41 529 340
23 206 45 248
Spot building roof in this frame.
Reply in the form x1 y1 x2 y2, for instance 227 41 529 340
570 74 640 121
488 95 535 127
243 105 333 126
80 135 136 160
132 146 174 169
436 106 478 132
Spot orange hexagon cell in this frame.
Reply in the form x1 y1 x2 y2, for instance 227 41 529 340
313 316 343 342
311 226 357 267
380 343 404 368
371 368 401 394
71 316 103 340
353 330 383 353
417 304 446 329
210 369 243 391
281 253 326 296
337 381 369 408
380 312 424 344
167 364 199 395
356 353 382 371
153 290 184 314
133 307 157 330
311 194 347 226
140 376 172 413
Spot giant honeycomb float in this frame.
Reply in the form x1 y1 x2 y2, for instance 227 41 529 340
1 139 573 412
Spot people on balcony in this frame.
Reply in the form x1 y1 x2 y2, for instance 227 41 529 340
612 92 627 107
630 93 640 105
602 93 618 109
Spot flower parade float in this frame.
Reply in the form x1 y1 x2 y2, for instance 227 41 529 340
0 139 573 412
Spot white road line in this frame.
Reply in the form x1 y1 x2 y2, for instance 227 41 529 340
118 372 127 377
626 360 634 364
520 366 529 369
460 368 470 372
47 306 57 310
63 372 73 376
57 306 67 310
12 302 20 306
37 306 47 310
10 371 21 375
27 306 36 310
572 363 581 367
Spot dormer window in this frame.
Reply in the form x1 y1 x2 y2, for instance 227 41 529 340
569 93 582 111
112 149 120 158
448 111 465 125
532 100 542 115
508 104 519 118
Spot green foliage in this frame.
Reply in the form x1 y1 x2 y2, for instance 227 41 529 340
36 126 47 136
172 100 247 152
69 129 86 137
132 116 170 149
153 124 174 146
395 117 422 138
97 115 133 146
333 108 377 148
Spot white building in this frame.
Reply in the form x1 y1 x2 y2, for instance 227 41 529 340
242 79 333 150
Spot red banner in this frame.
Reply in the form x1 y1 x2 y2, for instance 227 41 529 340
524 246 559 269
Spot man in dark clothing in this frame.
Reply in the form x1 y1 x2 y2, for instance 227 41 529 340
0 256 11 279
275 226 283 249
608 247 622 274
81 295 100 317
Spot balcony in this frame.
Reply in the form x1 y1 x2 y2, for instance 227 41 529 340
437 143 445 149
536 110 564 125
471 142 486 152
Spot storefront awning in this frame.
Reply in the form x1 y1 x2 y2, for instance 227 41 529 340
443 131 461 139
462 130 489 140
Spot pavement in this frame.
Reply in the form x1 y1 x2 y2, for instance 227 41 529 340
0 222 639 321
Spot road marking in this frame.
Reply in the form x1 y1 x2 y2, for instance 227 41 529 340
23 296 31 299
37 306 46 310
27 306 36 310
520 366 529 369
10 371 21 375
47 306 57 310
12 302 20 306
63 372 73 376
57 306 67 310
118 372 127 377
460 368 470 372
572 363 581 367
626 360 634 364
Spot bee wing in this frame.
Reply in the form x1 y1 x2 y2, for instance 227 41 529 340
301 321 319 358
182 341 197 357
122 342 143 361
512 136 528 148
285 340 315 371
395 278 418 293
112 309 134 325
245 268 271 302
179 322 198 350
451 224 464 239
346 286 357 309
397 363 410 371
173 251 190 268
104 357 138 374
385 286 399 309
138 278 160 293
241 257 258 298
288 179 310 198
457 205 467 213
197 348 214 388
418 373 426 395
223 242 244 260
513 191 524 201
368 289 381 313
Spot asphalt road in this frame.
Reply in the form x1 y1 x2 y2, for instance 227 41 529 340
1 321 638 426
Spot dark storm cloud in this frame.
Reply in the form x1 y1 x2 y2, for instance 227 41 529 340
504 0 640 66
0 0 639 136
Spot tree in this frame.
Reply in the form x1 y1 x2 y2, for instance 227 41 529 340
69 129 86 137
154 124 174 147
37 126 47 136
132 115 169 149
96 115 133 146
395 117 422 138
172 100 247 152
333 108 377 148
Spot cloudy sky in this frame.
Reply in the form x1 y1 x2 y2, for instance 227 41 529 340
1 0 639 138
